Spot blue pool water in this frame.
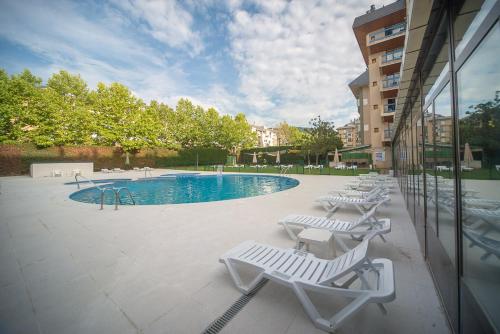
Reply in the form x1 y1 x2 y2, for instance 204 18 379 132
69 174 299 205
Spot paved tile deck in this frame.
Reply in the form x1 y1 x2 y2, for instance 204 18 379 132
0 171 451 334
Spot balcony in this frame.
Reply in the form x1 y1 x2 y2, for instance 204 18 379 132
380 74 400 99
368 22 406 43
367 22 406 54
382 77 400 89
381 48 403 75
383 127 393 142
382 48 403 63
384 103 396 113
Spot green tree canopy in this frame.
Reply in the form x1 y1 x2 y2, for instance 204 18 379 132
276 121 310 146
304 115 342 165
0 68 257 153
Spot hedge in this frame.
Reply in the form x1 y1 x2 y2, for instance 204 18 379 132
0 144 227 176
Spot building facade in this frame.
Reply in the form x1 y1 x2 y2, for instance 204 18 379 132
350 1 406 169
338 119 361 148
391 0 499 333
251 125 279 147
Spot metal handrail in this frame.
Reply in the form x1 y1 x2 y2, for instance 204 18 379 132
74 175 135 210
115 187 136 208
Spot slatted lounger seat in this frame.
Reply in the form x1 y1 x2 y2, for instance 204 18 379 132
334 186 388 201
278 199 390 249
220 235 395 332
316 193 389 218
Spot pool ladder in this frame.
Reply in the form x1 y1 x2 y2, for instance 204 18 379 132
74 175 136 210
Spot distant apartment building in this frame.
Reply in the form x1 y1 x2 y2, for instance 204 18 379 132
338 119 361 148
349 1 406 169
251 125 279 147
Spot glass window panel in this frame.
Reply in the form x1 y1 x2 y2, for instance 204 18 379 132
414 101 424 207
457 21 500 332
424 105 437 234
434 82 456 265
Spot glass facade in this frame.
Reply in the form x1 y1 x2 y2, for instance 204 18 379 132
392 1 499 333
457 21 500 332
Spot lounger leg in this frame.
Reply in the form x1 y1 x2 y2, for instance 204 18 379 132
293 282 372 332
377 303 388 314
282 224 299 241
223 259 265 295
333 235 350 252
326 204 339 218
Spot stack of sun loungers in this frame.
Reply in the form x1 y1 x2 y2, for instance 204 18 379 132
220 172 397 332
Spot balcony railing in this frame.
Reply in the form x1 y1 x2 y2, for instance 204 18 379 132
382 77 400 89
384 103 396 113
384 128 393 139
368 22 406 44
382 48 404 63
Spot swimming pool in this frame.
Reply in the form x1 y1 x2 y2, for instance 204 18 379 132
69 174 299 205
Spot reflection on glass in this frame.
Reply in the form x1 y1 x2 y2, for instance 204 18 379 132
424 105 438 234
414 105 424 207
434 83 456 265
457 22 500 332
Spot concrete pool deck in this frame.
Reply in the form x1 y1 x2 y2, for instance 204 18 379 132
0 171 450 334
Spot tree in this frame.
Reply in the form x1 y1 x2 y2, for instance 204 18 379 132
305 116 343 165
47 70 88 102
276 121 308 146
0 68 259 154
459 96 500 166
89 82 148 151
0 69 43 143
219 113 257 154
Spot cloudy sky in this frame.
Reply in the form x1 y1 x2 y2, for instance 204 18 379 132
0 0 389 127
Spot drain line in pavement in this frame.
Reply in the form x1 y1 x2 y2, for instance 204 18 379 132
201 279 269 334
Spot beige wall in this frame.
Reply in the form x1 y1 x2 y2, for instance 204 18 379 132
30 162 94 178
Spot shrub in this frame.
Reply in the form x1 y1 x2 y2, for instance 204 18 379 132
0 144 228 176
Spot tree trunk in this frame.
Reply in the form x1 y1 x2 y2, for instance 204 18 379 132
315 153 319 165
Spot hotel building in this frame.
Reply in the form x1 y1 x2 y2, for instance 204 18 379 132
387 0 499 333
250 125 279 147
338 119 361 148
350 1 406 169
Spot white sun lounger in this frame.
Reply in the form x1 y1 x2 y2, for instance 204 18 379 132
463 228 500 260
220 236 395 332
334 186 388 200
101 168 112 173
462 207 500 236
316 192 389 218
278 199 390 249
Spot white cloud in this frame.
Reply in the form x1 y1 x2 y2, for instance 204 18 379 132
110 0 203 56
226 0 389 127
0 0 192 105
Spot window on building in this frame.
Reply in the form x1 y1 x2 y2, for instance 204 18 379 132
371 58 376 63
373 104 378 109
374 128 379 133
372 81 377 87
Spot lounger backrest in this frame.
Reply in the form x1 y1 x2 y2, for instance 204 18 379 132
366 187 383 201
318 236 371 285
